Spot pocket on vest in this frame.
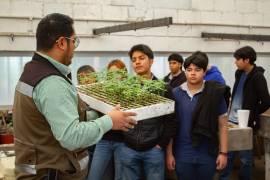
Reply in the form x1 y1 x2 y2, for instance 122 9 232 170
15 140 37 165
64 149 89 174
15 140 37 175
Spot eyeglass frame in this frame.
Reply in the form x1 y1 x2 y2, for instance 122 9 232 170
64 36 80 49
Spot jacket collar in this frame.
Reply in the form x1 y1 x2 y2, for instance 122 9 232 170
180 81 205 98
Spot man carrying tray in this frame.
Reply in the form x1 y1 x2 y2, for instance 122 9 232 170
13 13 137 180
116 44 178 180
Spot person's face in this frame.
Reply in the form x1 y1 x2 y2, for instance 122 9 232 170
185 63 205 85
131 51 153 76
169 60 181 74
55 29 79 66
108 65 120 71
77 71 96 85
234 58 249 70
63 34 78 66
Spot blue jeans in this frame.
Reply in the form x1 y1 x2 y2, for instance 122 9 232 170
175 157 216 180
87 145 95 169
219 150 252 180
87 140 122 180
118 144 165 180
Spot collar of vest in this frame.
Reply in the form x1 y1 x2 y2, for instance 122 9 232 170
18 52 73 88
33 53 72 79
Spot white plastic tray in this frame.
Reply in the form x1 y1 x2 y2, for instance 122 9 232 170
78 91 175 121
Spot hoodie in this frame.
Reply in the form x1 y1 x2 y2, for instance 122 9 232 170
231 65 270 130
204 65 226 85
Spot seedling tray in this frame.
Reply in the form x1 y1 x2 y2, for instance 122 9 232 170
78 83 175 121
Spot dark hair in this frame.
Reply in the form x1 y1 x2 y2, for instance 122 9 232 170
107 59 127 70
233 46 257 64
128 44 154 59
77 65 95 75
36 13 74 51
168 53 184 64
184 51 208 71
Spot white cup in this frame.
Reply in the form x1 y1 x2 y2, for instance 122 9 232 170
237 109 250 128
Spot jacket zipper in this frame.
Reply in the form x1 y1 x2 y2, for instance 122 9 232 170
137 124 141 148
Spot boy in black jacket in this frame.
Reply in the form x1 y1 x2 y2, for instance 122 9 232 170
163 53 186 88
116 44 178 180
166 51 228 180
220 46 270 180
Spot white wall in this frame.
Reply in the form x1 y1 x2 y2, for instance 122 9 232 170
0 0 270 52
1 52 269 106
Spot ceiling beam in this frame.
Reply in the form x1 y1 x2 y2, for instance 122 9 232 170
202 32 270 41
93 17 173 35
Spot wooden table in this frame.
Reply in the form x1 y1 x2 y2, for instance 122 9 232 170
259 108 270 180
228 126 253 151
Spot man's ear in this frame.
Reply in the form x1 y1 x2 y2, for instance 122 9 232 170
149 58 154 66
56 37 66 50
243 58 250 64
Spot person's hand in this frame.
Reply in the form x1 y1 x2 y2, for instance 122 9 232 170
166 152 176 170
216 153 228 170
107 105 137 131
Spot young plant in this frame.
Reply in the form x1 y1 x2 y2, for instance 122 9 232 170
79 70 167 108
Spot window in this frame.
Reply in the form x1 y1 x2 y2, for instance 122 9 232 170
1 52 268 106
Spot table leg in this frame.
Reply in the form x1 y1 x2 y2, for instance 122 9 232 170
264 138 270 180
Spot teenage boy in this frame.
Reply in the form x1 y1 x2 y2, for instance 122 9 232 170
194 51 231 108
166 51 228 180
205 64 226 85
117 44 178 180
77 65 96 85
220 46 270 180
164 53 186 88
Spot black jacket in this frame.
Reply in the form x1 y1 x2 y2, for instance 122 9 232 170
102 130 123 142
191 81 226 155
163 71 186 88
123 75 178 151
231 65 270 130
